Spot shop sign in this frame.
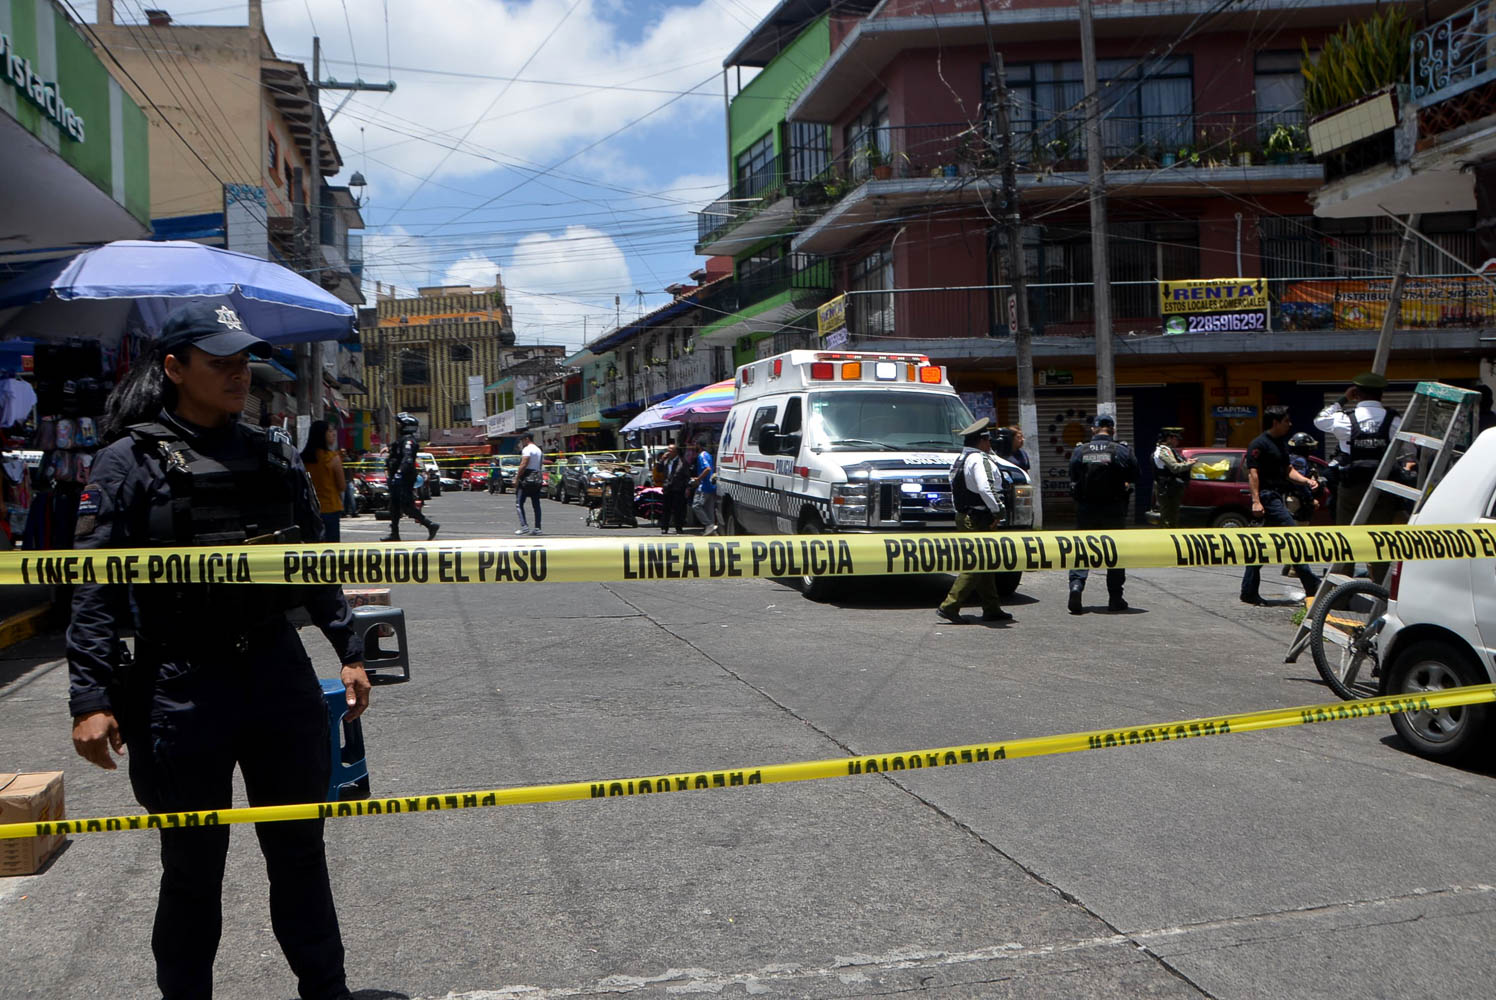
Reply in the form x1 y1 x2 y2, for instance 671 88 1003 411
824 329 849 348
1159 278 1267 335
1279 276 1496 331
1212 405 1258 419
817 294 847 337
1 31 86 142
1039 369 1074 386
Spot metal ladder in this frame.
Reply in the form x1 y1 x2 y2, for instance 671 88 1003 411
1283 381 1482 664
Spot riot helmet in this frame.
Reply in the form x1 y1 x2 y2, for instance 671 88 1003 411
396 412 419 436
1287 431 1317 455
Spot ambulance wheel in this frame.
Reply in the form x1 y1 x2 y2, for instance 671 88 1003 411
719 502 741 536
994 572 1022 597
798 517 840 602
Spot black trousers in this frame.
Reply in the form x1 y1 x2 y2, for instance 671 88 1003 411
1068 501 1128 598
121 621 346 1000
389 483 434 534
660 489 687 532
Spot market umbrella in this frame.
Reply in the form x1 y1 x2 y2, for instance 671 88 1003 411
663 378 735 421
0 240 355 347
620 391 690 434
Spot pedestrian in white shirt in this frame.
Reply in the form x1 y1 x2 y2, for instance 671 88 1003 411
514 432 545 535
1314 371 1403 580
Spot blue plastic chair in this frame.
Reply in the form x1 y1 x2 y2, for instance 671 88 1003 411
319 678 370 802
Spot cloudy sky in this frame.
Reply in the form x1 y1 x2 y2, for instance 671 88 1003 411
139 0 781 348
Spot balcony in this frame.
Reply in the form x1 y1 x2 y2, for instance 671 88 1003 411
698 254 836 347
696 153 804 255
1413 1 1496 111
832 274 1492 358
793 116 1322 254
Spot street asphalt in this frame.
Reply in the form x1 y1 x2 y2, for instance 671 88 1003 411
2 488 1493 999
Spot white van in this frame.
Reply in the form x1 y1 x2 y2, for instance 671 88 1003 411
716 349 1032 599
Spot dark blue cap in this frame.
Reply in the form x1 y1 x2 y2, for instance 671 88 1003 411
160 302 271 358
1092 414 1116 428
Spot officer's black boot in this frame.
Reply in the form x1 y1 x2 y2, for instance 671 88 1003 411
426 521 440 540
380 525 400 542
1068 582 1084 615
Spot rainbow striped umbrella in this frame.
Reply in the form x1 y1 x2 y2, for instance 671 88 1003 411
663 378 735 420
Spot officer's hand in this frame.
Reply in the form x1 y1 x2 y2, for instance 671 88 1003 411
72 711 124 770
341 663 371 721
1251 499 1265 516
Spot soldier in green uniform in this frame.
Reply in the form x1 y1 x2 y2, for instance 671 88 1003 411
937 418 1013 625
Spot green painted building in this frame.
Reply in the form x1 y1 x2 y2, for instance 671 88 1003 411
0 0 150 262
696 3 839 368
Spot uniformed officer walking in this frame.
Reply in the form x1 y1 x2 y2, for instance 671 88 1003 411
1151 427 1193 528
381 411 439 541
1241 405 1322 604
937 418 1013 624
1067 414 1137 614
1313 371 1402 582
67 302 369 1000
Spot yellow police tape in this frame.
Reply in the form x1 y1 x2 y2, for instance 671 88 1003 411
3 684 1491 841
2 522 1491 587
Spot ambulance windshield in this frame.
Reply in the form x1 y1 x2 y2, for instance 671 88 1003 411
808 390 973 452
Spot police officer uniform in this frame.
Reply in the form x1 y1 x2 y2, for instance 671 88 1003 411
1241 414 1321 603
66 305 363 1000
1067 415 1137 613
1151 427 1192 528
937 419 1013 624
1313 371 1402 526
382 413 439 541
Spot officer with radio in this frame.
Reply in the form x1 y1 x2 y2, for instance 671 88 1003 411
382 411 439 541
1068 414 1138 614
937 418 1013 624
66 302 368 1000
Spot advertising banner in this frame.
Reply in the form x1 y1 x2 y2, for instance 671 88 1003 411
1158 278 1268 334
1279 276 1496 331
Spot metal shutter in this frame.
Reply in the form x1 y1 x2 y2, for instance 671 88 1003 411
1032 392 1135 525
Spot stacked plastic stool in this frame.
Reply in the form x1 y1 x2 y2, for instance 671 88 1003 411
319 678 371 802
350 604 411 684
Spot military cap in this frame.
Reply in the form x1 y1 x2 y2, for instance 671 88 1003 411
160 301 270 358
956 417 991 437
1352 372 1388 390
1161 426 1184 436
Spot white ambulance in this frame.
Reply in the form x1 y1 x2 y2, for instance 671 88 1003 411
715 349 1033 599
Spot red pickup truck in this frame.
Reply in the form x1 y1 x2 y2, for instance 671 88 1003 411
1146 447 1334 529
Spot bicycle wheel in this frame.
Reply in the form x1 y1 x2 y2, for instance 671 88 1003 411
1308 579 1389 700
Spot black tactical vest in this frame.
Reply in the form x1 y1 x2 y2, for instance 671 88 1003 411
1075 438 1126 504
129 421 299 545
1348 408 1397 479
949 451 989 515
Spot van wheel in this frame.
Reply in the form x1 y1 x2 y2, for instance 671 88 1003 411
1386 639 1492 763
1210 509 1258 530
719 503 741 536
798 518 840 602
994 572 1022 597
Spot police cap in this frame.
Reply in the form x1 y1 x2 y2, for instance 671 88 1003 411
1161 426 1184 436
1352 372 1388 390
160 302 271 359
1092 414 1116 429
955 417 991 437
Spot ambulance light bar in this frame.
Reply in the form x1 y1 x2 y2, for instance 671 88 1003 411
815 351 931 364
805 359 945 384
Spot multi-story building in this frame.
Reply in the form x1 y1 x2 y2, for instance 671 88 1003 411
699 0 1490 522
362 278 530 440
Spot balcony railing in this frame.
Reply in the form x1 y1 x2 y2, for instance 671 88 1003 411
837 274 1493 343
795 111 1311 210
1412 1 1496 105
735 253 833 312
697 152 797 246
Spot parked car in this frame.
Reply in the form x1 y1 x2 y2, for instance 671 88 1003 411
1373 428 1496 763
1144 447 1334 529
438 470 462 492
555 453 621 503
417 452 442 496
354 471 390 514
463 464 490 491
489 455 520 493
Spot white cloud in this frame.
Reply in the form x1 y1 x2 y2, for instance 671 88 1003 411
442 253 503 289
501 225 634 350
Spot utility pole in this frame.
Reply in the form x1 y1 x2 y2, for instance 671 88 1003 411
1078 0 1115 421
984 38 1044 524
1372 213 1421 375
300 36 397 434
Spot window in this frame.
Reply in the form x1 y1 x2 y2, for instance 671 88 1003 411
780 396 803 435
843 94 890 180
787 121 830 183
849 246 894 337
1020 221 1198 327
748 405 779 452
1005 58 1192 161
1255 52 1306 129
400 348 429 386
452 403 471 424
734 132 776 200
449 343 474 362
267 132 279 179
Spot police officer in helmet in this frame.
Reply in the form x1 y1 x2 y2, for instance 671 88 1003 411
382 411 439 541
67 302 369 1000
936 418 1013 624
1067 414 1138 614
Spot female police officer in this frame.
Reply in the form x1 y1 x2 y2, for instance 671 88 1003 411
66 302 369 1000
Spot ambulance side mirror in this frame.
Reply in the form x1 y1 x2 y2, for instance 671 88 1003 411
757 423 781 454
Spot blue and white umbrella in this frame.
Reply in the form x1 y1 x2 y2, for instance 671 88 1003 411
0 240 355 347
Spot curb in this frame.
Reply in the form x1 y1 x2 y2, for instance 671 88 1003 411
0 604 55 652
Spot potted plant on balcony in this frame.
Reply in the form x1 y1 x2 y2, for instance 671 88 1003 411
866 143 894 180
1264 123 1307 163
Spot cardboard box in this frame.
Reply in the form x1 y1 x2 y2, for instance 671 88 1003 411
0 772 66 877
